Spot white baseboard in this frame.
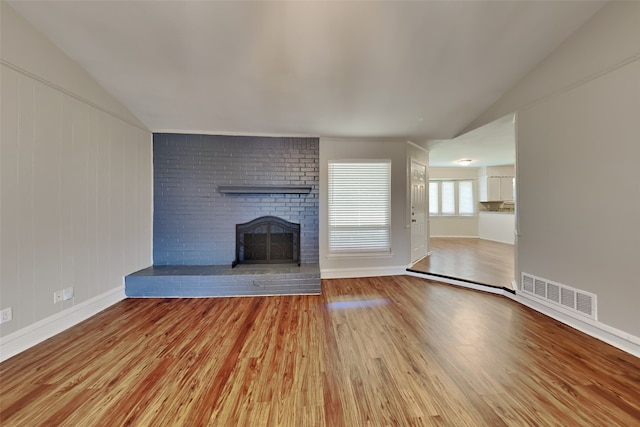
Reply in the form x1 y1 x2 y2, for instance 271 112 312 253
0 286 126 362
321 265 407 279
506 292 640 358
430 235 479 239
478 236 515 245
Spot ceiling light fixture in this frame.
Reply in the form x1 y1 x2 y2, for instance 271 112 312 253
456 159 473 166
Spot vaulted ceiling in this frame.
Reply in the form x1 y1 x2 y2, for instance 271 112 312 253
9 1 604 140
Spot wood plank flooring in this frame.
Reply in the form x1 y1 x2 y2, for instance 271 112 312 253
411 237 515 289
2 276 639 426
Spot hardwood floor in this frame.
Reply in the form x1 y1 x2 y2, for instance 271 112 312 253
2 276 639 426
411 237 515 289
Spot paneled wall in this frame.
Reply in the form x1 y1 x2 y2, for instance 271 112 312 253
153 134 319 265
0 64 152 338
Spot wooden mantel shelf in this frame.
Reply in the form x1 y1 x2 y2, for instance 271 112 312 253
218 185 312 194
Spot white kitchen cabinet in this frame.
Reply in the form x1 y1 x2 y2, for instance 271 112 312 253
486 176 514 201
480 165 515 202
487 177 500 200
500 177 514 200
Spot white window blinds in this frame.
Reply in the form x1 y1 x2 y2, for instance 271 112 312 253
328 161 391 253
458 180 475 215
429 181 439 215
429 180 475 216
441 181 455 215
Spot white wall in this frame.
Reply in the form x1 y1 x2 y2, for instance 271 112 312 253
428 167 479 237
319 138 410 277
467 2 640 341
0 2 152 358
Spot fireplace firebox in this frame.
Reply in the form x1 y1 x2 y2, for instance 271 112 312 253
232 216 300 267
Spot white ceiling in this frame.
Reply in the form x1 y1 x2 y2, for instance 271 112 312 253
428 113 516 168
9 1 603 141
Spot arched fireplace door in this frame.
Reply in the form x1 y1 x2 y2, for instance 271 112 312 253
232 216 300 268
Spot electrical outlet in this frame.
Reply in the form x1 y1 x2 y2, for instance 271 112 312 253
62 287 74 301
0 307 12 324
54 290 64 304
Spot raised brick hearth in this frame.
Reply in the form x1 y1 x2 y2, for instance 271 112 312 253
125 263 320 297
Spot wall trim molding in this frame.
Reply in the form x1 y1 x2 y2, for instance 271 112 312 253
321 265 407 279
0 59 148 132
0 286 126 362
519 54 640 115
406 140 429 153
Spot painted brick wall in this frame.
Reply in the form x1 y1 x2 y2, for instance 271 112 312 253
153 134 319 265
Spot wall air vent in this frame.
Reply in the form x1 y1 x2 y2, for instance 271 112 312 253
522 274 534 293
520 273 597 320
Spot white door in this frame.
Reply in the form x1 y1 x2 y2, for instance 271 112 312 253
410 160 428 263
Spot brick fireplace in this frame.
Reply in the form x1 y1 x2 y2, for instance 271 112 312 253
125 134 320 297
152 134 318 266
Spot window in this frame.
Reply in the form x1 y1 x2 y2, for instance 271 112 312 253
328 161 391 253
429 182 439 215
458 181 474 215
429 180 475 216
441 181 455 215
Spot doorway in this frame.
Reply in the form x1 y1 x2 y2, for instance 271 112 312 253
412 113 517 290
410 237 514 289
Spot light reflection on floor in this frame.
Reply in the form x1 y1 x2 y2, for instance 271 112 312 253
326 298 390 310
